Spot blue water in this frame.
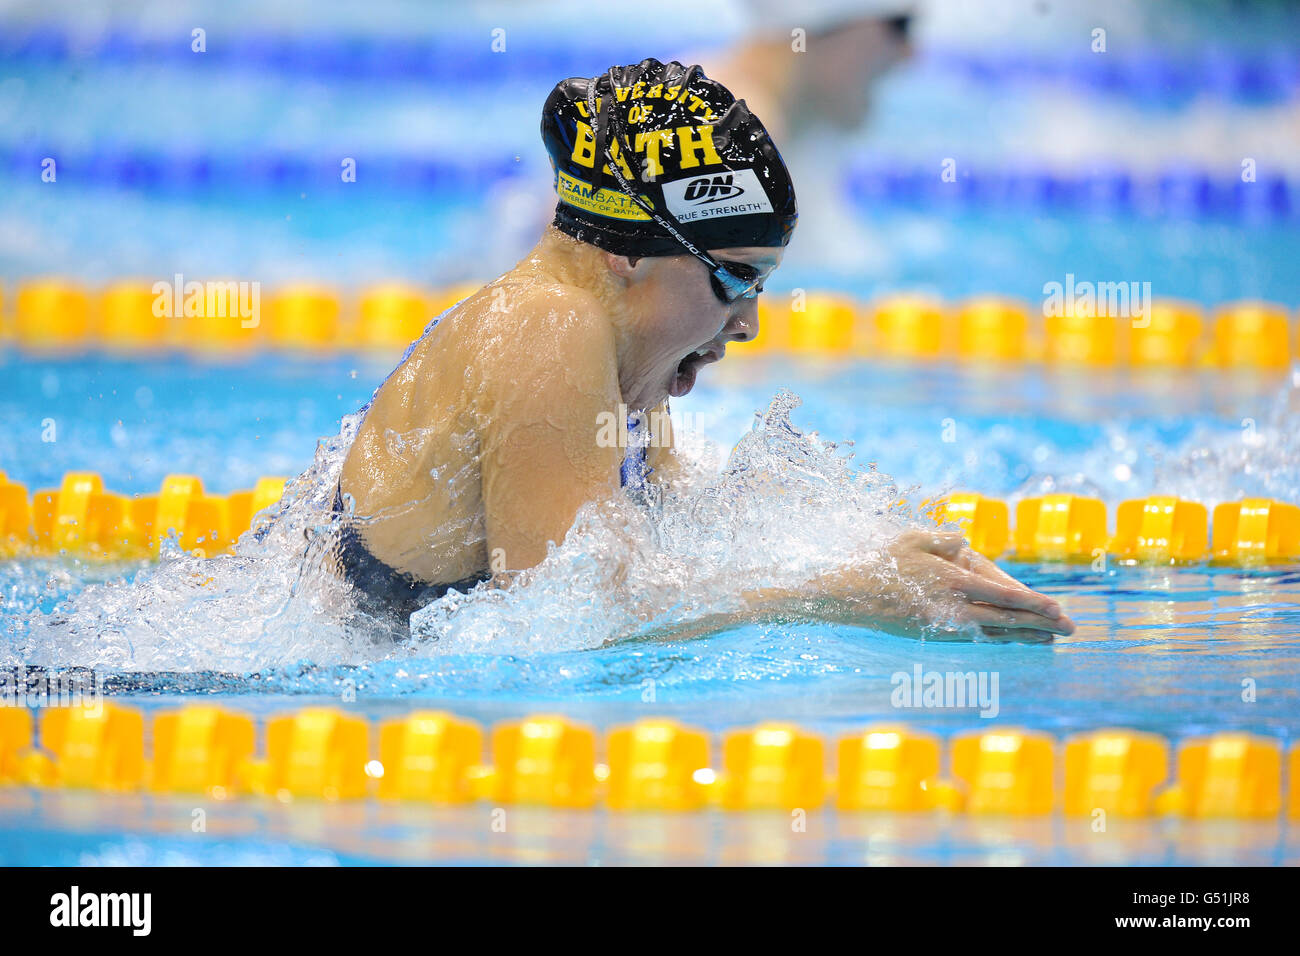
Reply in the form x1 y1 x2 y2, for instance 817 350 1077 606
3 0 1299 865
0 796 1292 865
3 355 1298 743
5 5 1300 295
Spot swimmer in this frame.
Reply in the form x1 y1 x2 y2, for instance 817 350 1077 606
704 1 916 273
711 0 915 141
336 58 1074 642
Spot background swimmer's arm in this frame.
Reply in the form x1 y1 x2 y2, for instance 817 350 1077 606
478 291 624 572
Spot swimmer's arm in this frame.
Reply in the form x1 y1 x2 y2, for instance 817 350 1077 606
644 530 1075 642
478 294 624 571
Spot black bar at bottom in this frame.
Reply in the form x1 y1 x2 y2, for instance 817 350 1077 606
0 866 1284 941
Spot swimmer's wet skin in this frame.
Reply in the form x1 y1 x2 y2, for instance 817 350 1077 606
336 58 1074 641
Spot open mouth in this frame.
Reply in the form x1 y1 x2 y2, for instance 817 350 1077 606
670 345 723 398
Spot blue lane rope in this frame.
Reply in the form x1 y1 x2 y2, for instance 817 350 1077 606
4 139 1292 222
0 145 526 194
0 25 672 87
845 163 1295 220
2 23 1297 104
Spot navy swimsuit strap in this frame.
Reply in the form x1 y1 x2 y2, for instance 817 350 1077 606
619 410 654 491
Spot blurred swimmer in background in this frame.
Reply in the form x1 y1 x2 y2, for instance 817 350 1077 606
486 1 915 277
705 0 916 272
335 58 1074 642
710 0 914 140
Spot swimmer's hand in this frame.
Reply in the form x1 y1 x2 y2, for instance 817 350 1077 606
649 530 1075 645
811 530 1075 642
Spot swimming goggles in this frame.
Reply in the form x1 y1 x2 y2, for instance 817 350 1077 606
586 75 766 305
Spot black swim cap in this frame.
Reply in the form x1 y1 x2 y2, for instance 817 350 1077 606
541 58 797 257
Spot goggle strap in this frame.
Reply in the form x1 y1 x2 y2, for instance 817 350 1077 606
587 73 725 277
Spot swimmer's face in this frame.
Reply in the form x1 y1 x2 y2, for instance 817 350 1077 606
606 246 783 408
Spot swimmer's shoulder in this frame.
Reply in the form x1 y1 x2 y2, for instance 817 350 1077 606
474 276 616 366
460 277 619 423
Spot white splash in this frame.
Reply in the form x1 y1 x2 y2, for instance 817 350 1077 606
15 391 925 672
20 372 1297 674
410 389 917 652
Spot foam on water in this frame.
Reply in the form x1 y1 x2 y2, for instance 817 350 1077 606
408 389 925 653
1012 369 1300 505
10 373 1300 676
1144 370 1300 504
14 410 369 672
12 390 930 672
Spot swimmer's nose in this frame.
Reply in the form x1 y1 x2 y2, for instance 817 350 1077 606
726 300 759 343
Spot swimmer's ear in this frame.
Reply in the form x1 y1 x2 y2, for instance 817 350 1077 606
603 252 644 280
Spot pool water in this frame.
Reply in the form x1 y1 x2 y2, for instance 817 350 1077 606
5 354 1299 727
2 353 1298 863
3 0 1298 864
0 797 1291 865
